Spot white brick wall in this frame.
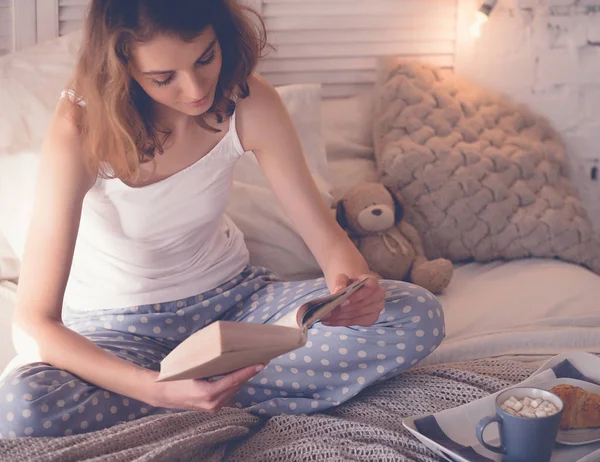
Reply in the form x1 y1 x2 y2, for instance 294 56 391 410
457 0 600 230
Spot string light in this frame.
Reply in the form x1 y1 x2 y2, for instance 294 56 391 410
470 0 498 37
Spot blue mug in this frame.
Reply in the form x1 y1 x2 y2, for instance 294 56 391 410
476 387 564 462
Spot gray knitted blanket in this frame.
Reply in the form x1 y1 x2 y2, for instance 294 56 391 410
0 358 538 461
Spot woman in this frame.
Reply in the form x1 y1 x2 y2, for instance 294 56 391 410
0 0 444 438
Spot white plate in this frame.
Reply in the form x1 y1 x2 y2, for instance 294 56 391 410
403 353 600 462
536 378 600 446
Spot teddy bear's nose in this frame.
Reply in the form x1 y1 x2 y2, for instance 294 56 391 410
371 208 383 216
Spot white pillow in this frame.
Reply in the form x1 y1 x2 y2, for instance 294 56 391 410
228 83 331 280
321 91 379 202
0 235 19 282
228 183 324 280
0 32 79 264
0 281 17 372
0 32 81 154
0 152 40 262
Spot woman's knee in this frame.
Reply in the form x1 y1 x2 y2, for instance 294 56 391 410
381 282 445 342
409 285 444 328
0 370 45 437
383 280 443 315
0 363 75 438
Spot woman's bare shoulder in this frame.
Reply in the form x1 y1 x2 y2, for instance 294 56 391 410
237 73 280 111
47 95 83 146
235 74 290 151
41 95 96 192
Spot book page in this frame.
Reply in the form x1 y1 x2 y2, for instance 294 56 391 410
301 277 369 327
275 308 303 329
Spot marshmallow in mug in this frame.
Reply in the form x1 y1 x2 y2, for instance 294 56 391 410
500 395 560 419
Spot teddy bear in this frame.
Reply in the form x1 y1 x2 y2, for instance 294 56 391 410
335 182 453 294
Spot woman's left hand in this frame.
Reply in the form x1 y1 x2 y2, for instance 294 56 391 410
322 273 385 327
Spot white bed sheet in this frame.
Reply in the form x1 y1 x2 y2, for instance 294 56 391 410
421 258 600 366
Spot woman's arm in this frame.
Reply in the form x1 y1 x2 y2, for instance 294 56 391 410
236 75 385 326
12 100 158 400
12 100 261 409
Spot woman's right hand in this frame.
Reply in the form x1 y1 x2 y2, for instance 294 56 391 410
147 365 264 413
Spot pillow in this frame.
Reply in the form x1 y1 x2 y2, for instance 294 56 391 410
0 152 39 262
0 281 17 372
0 32 81 154
228 183 324 281
321 91 379 202
0 31 80 262
0 235 19 282
372 58 600 275
228 83 331 280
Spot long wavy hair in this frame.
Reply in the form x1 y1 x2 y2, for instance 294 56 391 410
73 0 267 183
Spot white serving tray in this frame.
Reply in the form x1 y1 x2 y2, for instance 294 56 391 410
403 352 600 462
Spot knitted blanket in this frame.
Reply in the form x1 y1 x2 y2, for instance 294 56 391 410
0 358 538 462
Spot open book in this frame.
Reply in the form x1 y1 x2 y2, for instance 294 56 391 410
156 277 369 382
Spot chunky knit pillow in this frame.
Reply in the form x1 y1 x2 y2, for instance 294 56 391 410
373 58 600 274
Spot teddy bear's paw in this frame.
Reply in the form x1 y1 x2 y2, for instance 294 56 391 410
410 259 453 294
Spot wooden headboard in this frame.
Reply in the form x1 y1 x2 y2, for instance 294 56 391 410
1 0 477 97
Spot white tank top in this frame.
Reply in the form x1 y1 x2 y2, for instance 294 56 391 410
63 98 250 312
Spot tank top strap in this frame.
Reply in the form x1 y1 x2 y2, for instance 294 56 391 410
60 89 86 108
227 99 245 156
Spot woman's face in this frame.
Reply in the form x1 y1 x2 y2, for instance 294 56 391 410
130 26 223 117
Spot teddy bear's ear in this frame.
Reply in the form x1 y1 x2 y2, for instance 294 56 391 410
335 199 349 229
384 186 404 225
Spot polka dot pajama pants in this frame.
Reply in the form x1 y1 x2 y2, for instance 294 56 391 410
0 266 444 438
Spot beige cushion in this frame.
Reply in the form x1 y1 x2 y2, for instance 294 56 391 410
373 59 600 275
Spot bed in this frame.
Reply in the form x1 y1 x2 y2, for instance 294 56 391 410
1 2 600 461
